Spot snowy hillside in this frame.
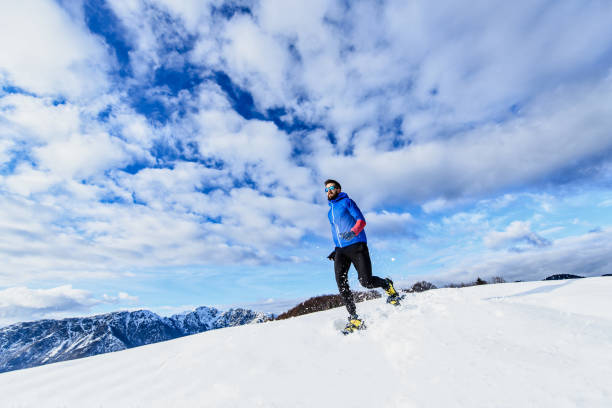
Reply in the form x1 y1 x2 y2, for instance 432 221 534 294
0 307 270 373
1 277 611 407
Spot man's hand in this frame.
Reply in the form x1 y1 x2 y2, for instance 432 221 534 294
340 231 356 241
327 250 336 261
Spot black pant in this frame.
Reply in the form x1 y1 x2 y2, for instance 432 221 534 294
334 242 387 317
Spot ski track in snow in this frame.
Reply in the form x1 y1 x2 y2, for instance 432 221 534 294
1 278 611 407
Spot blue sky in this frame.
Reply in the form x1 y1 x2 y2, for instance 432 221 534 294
1 0 612 325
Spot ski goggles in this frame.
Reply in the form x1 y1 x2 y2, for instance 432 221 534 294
325 185 337 192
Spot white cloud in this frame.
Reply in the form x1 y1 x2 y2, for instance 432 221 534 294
221 15 291 108
422 198 451 214
443 212 487 226
193 104 316 201
115 161 228 209
0 285 135 326
0 178 325 286
106 0 212 84
315 76 612 208
152 0 612 209
0 285 97 310
0 139 13 165
59 0 612 201
0 94 82 144
599 199 612 208
0 285 139 326
102 291 139 303
90 0 612 207
363 210 414 238
33 132 131 179
431 228 612 284
0 93 152 197
484 221 551 250
153 0 215 32
4 166 63 196
1 0 612 298
0 0 111 98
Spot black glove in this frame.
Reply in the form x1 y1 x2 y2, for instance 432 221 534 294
340 231 356 241
327 250 336 261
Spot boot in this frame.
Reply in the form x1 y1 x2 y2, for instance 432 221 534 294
341 315 366 335
384 278 402 306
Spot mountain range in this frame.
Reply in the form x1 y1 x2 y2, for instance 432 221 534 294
0 306 271 373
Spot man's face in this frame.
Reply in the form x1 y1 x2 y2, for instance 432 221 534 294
326 183 340 201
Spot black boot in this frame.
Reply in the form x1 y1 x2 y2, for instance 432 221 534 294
384 278 402 306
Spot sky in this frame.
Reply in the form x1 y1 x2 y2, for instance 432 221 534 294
1 0 612 325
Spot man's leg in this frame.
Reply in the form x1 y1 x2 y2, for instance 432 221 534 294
334 249 357 317
349 243 388 289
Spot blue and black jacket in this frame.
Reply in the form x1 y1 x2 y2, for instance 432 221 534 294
328 192 367 248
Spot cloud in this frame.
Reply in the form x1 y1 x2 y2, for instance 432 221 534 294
0 285 137 326
0 0 111 98
221 14 291 108
0 93 152 185
315 76 612 208
484 221 551 250
422 199 452 214
145 0 612 208
101 291 139 303
0 93 82 145
0 177 325 286
1 0 612 301
363 210 414 238
34 132 131 179
599 199 612 208
0 139 13 165
204 0 612 150
431 228 612 284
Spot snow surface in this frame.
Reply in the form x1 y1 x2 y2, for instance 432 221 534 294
1 277 611 407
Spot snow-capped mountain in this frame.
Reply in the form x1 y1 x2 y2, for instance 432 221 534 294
0 306 271 373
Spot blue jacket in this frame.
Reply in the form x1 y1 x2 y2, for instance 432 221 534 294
328 192 367 248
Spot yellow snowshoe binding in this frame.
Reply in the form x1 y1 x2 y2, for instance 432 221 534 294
342 316 366 335
384 278 402 306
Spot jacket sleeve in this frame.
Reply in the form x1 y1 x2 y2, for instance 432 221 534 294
347 199 366 234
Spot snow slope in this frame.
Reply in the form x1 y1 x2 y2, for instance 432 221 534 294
0 307 271 373
1 278 611 407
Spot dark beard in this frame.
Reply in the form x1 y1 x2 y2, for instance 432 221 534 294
327 191 339 201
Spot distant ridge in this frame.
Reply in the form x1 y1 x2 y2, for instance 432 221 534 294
275 290 381 320
544 274 585 280
276 281 444 320
0 306 271 373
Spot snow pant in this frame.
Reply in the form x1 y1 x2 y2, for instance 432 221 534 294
334 242 387 317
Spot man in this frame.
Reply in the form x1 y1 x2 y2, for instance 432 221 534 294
324 179 401 334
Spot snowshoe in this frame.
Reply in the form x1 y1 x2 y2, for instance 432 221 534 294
384 278 404 306
341 316 366 335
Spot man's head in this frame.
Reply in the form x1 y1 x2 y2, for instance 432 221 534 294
324 179 341 201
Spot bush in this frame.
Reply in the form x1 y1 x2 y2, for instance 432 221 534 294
411 281 437 292
544 274 584 281
275 290 381 320
446 277 488 288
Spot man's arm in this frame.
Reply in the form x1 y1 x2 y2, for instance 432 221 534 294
347 199 366 235
338 199 366 240
351 219 366 235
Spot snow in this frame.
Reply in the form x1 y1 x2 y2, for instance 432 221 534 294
1 277 611 407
